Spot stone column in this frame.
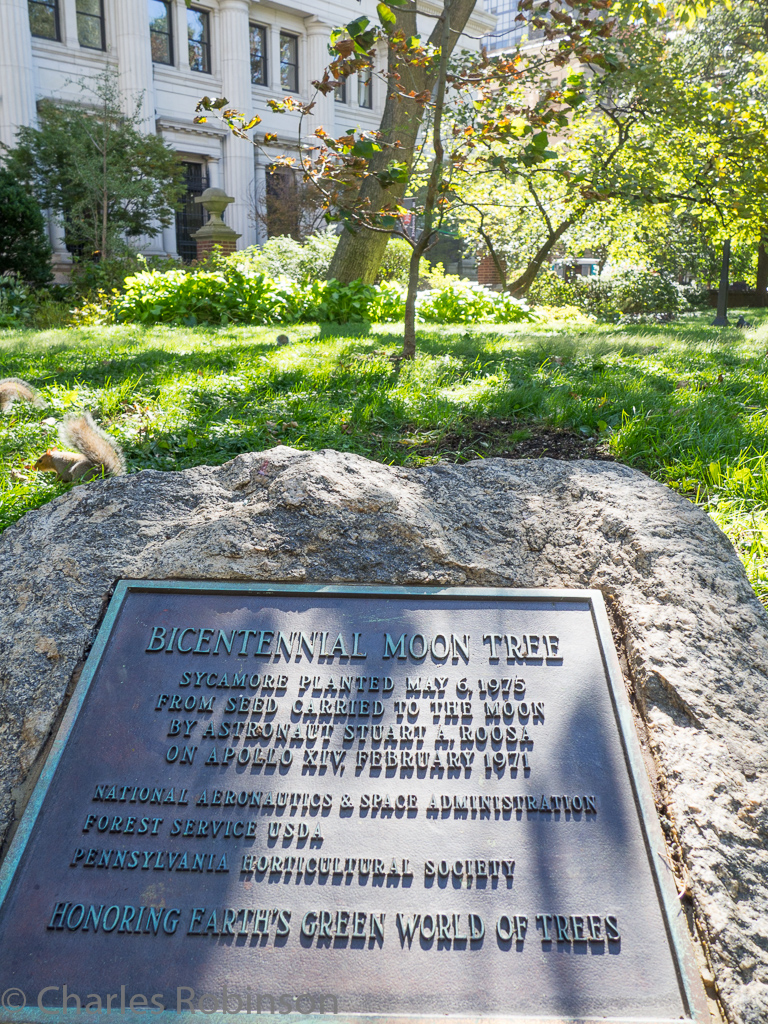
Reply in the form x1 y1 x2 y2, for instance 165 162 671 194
0 0 37 150
49 216 73 284
173 0 190 73
207 157 222 190
162 222 179 259
58 0 78 47
218 0 255 248
254 162 268 243
372 39 387 114
269 25 282 92
112 0 156 130
303 19 334 145
61 0 79 48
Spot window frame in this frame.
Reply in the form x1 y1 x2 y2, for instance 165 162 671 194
76 0 105 51
279 31 299 93
249 22 268 86
358 67 373 109
334 78 347 105
149 0 174 66
187 6 211 74
28 0 60 41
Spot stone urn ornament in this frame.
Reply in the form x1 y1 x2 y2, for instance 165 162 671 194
192 186 241 258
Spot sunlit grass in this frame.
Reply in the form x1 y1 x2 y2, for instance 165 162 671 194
1 312 767 604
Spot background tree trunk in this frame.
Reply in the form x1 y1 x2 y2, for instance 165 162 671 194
506 218 576 297
402 243 423 359
756 233 768 306
327 0 478 285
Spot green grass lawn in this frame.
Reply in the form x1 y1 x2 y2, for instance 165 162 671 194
2 311 767 603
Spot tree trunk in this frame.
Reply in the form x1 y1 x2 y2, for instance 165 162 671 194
102 186 108 258
327 0 478 285
506 217 577 297
401 0 452 359
757 233 768 306
402 243 422 360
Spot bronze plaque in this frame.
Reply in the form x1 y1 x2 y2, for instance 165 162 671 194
0 583 708 1023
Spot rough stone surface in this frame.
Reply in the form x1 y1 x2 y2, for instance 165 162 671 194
0 447 766 1022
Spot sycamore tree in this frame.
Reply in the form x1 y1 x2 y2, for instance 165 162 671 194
197 0 643 355
326 0 480 284
4 71 182 260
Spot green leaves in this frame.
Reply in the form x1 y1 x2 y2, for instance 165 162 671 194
375 160 410 187
342 16 379 52
377 2 398 30
351 139 383 158
196 96 229 111
562 71 587 108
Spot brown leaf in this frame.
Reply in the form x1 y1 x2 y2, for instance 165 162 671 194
334 39 356 58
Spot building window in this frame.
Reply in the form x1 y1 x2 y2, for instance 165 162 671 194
76 0 104 50
149 0 173 65
250 24 267 85
266 166 300 239
176 162 209 262
358 68 372 109
334 79 347 104
28 0 60 40
187 8 211 73
280 32 299 92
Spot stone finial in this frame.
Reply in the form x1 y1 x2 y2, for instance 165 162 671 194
192 187 241 258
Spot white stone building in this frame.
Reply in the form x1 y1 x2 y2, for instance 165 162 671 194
1 0 494 270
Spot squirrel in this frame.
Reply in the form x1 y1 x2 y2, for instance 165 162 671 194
33 412 126 482
0 377 44 413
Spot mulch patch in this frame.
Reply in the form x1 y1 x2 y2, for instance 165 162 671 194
505 426 614 461
406 419 615 463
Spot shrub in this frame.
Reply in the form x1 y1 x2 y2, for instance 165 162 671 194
28 293 73 329
679 282 709 309
71 251 178 298
0 169 52 287
527 266 680 317
296 231 339 283
417 279 534 324
0 274 33 327
368 281 407 322
247 236 302 280
69 293 111 326
299 279 376 323
0 276 77 329
376 239 412 284
527 268 582 309
610 269 679 314
229 231 339 284
111 268 303 326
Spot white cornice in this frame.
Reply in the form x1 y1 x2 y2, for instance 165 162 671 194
156 116 228 137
